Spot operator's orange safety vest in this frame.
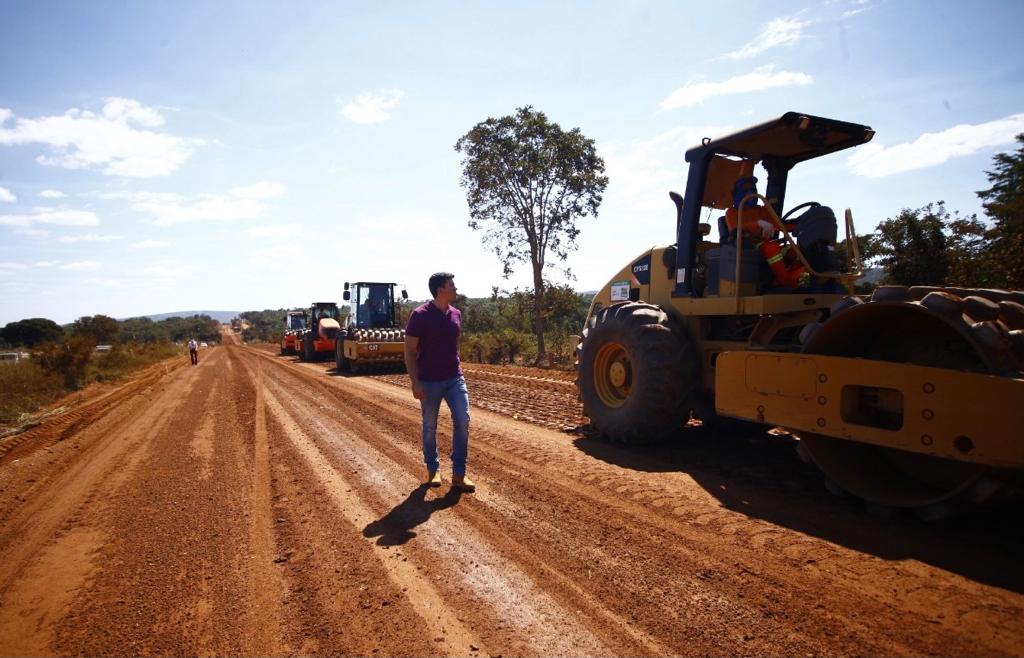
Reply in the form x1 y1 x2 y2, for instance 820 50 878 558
756 238 808 288
725 206 807 288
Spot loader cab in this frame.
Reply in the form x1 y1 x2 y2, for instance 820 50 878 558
309 303 339 328
343 282 409 329
673 112 874 297
284 312 306 331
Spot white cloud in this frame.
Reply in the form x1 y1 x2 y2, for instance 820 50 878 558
0 208 99 227
660 66 813 110
848 113 1024 178
342 89 405 124
245 223 301 238
132 181 284 227
0 98 201 178
723 17 811 60
35 260 61 267
136 196 265 227
841 0 872 19
130 239 169 249
230 181 285 199
60 260 101 271
96 190 184 202
126 265 185 280
0 186 15 203
58 233 121 243
13 227 50 238
0 262 27 270
101 97 165 128
603 125 734 214
40 189 66 198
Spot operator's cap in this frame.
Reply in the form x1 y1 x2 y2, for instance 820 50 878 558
732 176 758 208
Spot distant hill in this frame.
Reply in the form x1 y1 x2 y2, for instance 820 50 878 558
131 311 242 323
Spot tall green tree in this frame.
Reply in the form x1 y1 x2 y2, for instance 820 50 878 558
2 318 63 348
455 106 608 362
873 203 950 286
72 314 120 344
976 133 1024 289
944 212 996 287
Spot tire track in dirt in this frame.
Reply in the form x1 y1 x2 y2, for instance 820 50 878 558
46 346 261 655
250 351 869 654
257 382 492 656
2 339 1021 656
250 351 671 656
243 354 285 654
251 345 1024 656
0 359 187 466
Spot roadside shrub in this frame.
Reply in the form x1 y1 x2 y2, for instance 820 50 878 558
92 341 180 381
0 359 64 425
460 330 534 365
35 336 96 389
0 339 183 428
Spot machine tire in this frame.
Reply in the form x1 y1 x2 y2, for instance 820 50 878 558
303 336 314 363
577 302 698 445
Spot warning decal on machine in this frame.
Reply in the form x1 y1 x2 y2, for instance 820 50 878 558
610 280 630 301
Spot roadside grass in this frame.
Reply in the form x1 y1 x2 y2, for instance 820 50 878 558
0 360 64 426
0 341 183 429
89 341 181 382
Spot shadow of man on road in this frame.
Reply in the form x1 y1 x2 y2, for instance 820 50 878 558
363 484 463 546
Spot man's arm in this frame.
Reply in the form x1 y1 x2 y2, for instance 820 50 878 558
404 335 423 399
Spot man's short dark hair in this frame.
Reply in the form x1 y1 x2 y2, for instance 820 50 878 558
428 272 454 298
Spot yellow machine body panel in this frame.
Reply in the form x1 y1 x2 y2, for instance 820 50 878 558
715 351 1024 469
343 338 404 363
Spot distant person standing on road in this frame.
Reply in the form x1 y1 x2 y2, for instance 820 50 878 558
188 338 199 366
403 272 475 492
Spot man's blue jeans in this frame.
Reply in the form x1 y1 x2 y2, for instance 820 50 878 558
419 375 470 476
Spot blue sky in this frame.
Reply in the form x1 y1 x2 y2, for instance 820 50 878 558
2 0 1022 325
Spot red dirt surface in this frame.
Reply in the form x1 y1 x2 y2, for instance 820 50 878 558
1 333 1022 656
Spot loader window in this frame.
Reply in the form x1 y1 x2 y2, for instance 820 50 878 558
355 283 393 328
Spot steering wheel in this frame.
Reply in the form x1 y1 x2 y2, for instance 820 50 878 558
781 201 821 223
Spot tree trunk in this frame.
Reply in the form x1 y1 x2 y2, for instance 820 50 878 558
532 266 546 364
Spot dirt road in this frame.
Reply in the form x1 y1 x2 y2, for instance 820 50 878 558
1 335 1022 656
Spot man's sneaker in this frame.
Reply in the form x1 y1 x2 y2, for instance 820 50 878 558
426 470 442 487
451 475 476 492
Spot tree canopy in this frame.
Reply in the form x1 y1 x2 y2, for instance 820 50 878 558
2 318 64 348
976 133 1024 288
872 203 950 286
455 106 608 361
72 314 120 344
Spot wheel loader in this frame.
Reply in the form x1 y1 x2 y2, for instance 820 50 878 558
280 309 307 355
296 302 341 362
335 281 409 373
575 112 1024 518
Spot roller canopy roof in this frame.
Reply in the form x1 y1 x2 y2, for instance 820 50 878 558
687 112 874 211
685 112 874 164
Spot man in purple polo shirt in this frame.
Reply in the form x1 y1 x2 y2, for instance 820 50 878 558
404 272 475 492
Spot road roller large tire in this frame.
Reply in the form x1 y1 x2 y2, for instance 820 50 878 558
796 285 1022 517
577 302 698 445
